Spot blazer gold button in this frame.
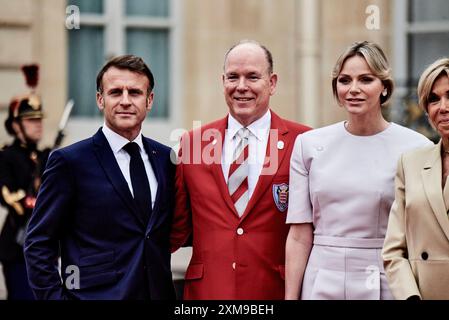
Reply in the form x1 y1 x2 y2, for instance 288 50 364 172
237 228 244 235
421 252 428 260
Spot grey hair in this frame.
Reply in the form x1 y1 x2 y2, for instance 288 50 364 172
223 39 274 74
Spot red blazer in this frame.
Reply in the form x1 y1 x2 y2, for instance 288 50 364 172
171 110 311 300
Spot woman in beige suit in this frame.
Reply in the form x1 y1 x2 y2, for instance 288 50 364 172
382 57 449 300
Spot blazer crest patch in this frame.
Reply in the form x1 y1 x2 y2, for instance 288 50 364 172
272 183 288 212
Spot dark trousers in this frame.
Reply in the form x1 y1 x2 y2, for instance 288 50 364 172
2 261 34 300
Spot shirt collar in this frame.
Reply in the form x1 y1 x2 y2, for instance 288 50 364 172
227 109 271 141
102 123 144 154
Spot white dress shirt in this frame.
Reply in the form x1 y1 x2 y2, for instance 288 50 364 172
102 124 158 209
222 110 271 199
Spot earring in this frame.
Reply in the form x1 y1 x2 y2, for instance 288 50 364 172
382 89 387 97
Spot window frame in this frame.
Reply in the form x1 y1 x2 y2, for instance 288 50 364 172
392 0 449 124
66 0 183 146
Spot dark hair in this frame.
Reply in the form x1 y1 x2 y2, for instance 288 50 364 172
96 55 155 94
224 40 274 74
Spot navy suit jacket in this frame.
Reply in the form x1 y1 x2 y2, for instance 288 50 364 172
24 128 176 300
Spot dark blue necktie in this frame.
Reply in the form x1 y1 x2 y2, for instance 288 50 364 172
123 142 152 223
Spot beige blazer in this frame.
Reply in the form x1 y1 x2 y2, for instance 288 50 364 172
382 140 449 300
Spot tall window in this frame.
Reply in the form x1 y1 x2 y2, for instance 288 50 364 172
392 0 449 140
68 0 171 118
408 0 449 86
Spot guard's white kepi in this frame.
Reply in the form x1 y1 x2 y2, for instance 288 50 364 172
277 140 284 150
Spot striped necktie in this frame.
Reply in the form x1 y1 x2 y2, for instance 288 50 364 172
228 128 250 216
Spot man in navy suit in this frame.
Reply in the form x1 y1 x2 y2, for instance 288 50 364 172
24 55 176 300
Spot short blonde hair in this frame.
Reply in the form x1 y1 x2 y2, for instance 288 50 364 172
331 41 394 106
417 57 449 112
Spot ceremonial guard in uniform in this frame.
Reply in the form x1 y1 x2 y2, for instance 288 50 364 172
0 64 49 300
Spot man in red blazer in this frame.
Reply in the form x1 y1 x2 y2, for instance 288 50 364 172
171 40 311 300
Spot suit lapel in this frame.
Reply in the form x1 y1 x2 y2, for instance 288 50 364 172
92 129 145 227
142 137 163 231
209 117 241 218
421 140 449 241
240 111 289 222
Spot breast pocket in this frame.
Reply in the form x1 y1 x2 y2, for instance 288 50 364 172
184 263 204 281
